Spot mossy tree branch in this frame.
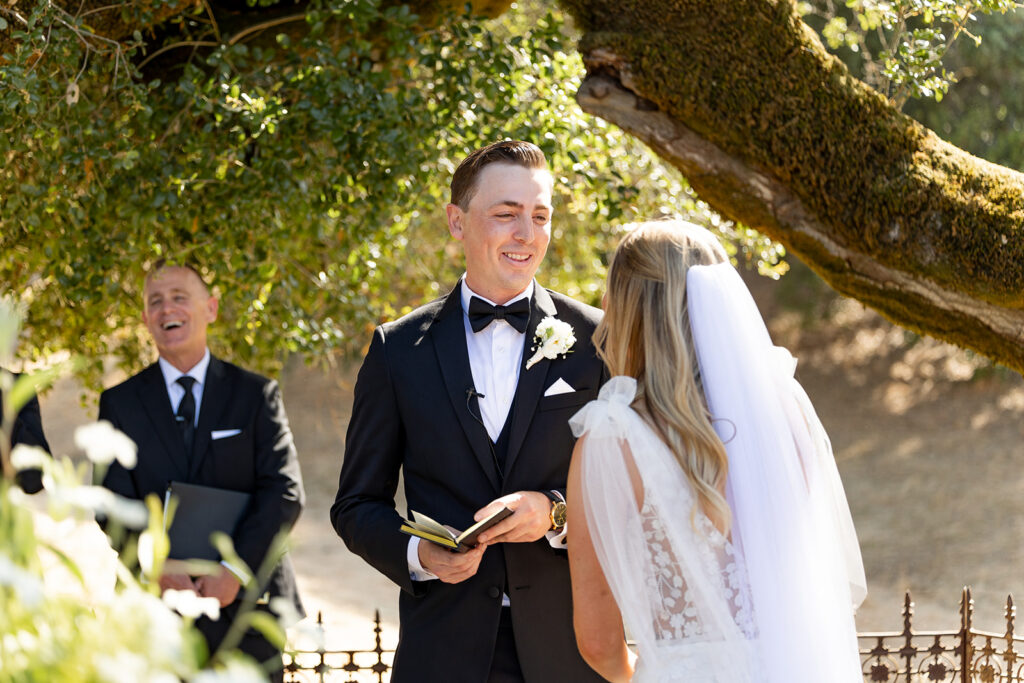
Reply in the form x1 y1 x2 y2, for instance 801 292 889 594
561 0 1024 373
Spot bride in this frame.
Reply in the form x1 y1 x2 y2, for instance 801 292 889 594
567 221 866 682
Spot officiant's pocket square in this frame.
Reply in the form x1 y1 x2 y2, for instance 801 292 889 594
211 429 242 440
544 378 575 397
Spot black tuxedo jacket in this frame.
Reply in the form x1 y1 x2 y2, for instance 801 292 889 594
98 356 304 614
331 283 606 683
3 376 51 494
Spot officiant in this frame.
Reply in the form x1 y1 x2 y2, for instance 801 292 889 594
96 261 304 682
331 140 607 682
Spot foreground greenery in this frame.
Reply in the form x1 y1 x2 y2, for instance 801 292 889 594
0 301 290 682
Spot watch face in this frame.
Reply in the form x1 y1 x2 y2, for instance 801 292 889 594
551 501 567 528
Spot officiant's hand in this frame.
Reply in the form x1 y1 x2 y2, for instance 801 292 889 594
195 566 241 607
418 538 486 584
159 572 197 594
473 491 551 544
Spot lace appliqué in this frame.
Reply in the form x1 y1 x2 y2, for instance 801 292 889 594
640 500 756 642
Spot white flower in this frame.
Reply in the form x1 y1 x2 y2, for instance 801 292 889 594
525 316 576 370
163 588 221 621
9 444 49 471
93 652 152 683
75 420 138 469
111 587 190 667
190 657 267 683
0 553 44 608
137 530 155 578
47 483 149 528
270 595 305 630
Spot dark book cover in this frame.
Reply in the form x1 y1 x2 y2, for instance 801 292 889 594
164 481 251 561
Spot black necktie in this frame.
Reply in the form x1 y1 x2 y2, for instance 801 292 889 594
175 375 196 458
468 296 530 334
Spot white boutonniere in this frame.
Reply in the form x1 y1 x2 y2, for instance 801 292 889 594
526 316 576 370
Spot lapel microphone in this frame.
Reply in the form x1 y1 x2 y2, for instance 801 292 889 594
465 387 503 484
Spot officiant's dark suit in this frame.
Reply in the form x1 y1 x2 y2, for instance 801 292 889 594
98 263 303 680
332 141 607 683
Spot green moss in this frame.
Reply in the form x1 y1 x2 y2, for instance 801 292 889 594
561 0 1024 308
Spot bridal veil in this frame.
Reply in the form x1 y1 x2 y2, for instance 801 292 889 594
570 261 865 682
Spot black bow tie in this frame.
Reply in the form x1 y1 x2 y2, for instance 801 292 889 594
468 296 531 334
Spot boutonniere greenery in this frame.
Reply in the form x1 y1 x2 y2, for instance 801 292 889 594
526 316 576 370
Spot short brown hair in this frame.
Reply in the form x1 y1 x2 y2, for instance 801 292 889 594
450 140 548 209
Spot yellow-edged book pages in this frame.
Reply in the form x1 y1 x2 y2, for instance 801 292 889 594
399 507 513 553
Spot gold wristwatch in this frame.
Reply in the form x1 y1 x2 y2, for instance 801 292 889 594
544 491 567 531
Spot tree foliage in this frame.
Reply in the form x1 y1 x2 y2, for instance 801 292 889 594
4 0 1023 383
2 0 785 388
798 0 1020 107
902 9 1024 171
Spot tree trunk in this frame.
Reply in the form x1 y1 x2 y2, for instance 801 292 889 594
561 0 1024 374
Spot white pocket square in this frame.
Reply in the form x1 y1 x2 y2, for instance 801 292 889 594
544 378 575 397
211 429 242 440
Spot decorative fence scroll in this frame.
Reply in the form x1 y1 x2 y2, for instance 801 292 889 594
284 589 1023 682
859 588 1023 682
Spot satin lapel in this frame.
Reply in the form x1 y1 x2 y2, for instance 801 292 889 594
504 285 558 477
431 287 502 491
189 356 231 479
137 364 190 481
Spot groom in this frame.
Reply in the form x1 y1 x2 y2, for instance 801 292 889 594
331 140 606 682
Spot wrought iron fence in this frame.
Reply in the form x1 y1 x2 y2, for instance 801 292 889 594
859 588 1023 682
284 610 393 683
285 588 1023 682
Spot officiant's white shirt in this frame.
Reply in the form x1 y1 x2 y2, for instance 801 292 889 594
408 278 566 584
158 348 210 425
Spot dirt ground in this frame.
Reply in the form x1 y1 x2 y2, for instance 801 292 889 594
26 273 1024 656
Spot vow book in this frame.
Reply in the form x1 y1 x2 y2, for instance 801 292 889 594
164 481 251 561
400 507 513 553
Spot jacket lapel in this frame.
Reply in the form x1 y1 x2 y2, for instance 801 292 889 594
136 364 190 481
504 285 558 477
430 285 502 491
189 356 231 479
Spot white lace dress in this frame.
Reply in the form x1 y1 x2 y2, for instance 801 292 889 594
571 377 761 683
633 500 758 683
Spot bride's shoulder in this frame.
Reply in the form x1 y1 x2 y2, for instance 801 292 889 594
570 376 642 439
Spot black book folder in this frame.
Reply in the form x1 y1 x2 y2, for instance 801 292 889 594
164 481 251 561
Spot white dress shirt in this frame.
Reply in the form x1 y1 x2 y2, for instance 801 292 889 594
157 348 211 423
461 280 532 440
408 279 566 584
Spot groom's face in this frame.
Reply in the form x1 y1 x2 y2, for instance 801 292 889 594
446 162 553 304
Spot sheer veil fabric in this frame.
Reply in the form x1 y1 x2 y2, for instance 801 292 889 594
570 262 865 682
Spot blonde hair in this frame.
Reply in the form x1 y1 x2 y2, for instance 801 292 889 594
595 220 732 531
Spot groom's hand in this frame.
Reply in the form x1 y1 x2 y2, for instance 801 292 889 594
418 540 486 584
473 491 551 545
